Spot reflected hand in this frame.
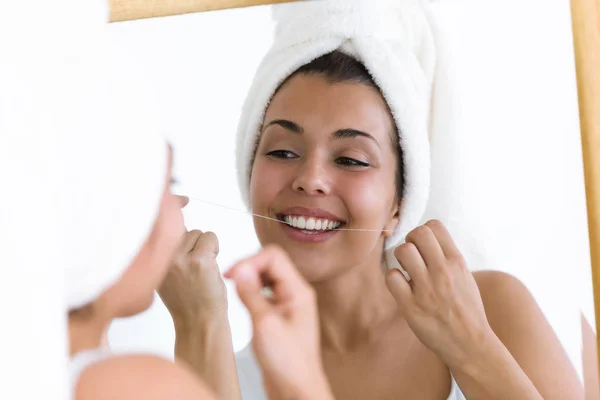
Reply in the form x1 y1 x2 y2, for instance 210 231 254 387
158 223 228 328
225 245 333 400
386 220 495 367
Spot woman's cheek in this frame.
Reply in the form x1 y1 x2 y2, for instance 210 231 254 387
252 161 289 198
347 175 384 204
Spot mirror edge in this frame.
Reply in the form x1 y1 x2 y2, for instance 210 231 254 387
570 0 600 385
108 0 305 22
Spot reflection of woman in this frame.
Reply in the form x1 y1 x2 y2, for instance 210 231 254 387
161 1 584 399
66 124 334 400
63 3 337 399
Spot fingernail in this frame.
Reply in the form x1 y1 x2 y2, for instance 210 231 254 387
224 261 244 278
223 267 235 279
224 263 251 281
235 266 253 282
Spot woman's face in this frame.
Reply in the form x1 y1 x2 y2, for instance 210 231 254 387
250 74 400 282
106 146 186 317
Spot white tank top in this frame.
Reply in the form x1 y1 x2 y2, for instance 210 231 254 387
235 346 466 400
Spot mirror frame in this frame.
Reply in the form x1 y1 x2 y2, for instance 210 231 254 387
108 0 600 385
571 0 600 379
109 0 304 22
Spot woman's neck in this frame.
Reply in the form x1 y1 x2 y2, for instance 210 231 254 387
313 255 401 353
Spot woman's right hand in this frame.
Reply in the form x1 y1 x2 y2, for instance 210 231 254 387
158 228 229 329
225 245 334 400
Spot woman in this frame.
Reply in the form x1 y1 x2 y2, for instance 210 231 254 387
161 1 585 399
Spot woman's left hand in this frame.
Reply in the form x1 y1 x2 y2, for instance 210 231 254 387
225 245 334 400
386 219 496 368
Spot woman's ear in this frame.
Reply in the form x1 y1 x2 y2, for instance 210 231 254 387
383 201 401 237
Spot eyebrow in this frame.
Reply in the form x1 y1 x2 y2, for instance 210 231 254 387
262 119 380 148
263 119 303 133
333 128 380 148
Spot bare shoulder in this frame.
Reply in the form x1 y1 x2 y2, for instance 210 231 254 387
75 354 216 400
473 269 526 293
472 270 583 397
472 270 539 321
472 270 553 338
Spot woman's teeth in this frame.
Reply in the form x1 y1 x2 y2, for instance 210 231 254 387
283 215 342 231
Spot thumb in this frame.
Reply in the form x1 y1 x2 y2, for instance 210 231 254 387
231 265 273 321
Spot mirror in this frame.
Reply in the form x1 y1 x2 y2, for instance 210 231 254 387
105 0 600 397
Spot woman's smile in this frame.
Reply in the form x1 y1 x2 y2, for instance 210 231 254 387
275 206 347 243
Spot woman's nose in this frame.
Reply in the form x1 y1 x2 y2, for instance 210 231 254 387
292 160 331 196
176 195 190 208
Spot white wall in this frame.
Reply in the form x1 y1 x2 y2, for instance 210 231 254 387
106 1 594 380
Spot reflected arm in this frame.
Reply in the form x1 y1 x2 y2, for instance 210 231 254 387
174 312 242 400
582 313 599 400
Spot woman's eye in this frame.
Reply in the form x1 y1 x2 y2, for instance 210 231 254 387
336 157 370 167
169 177 180 193
266 150 297 159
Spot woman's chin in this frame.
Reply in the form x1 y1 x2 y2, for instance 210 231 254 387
116 293 155 318
258 231 358 281
280 248 341 282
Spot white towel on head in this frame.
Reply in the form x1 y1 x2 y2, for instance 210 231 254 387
62 0 167 310
236 0 470 268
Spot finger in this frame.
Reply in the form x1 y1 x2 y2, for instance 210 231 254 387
225 245 309 305
385 268 412 309
424 220 462 260
232 266 273 321
188 232 222 281
405 225 445 270
393 243 428 288
191 231 219 256
179 230 204 254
